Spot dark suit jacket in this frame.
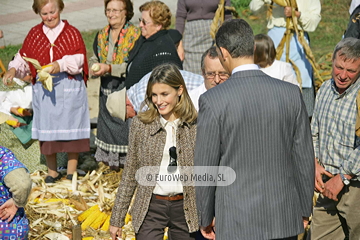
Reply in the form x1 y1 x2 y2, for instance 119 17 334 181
194 69 315 240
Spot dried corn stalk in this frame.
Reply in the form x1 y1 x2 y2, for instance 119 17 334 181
26 163 123 240
270 0 324 88
210 0 240 40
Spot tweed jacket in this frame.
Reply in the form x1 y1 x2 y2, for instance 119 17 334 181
110 116 199 233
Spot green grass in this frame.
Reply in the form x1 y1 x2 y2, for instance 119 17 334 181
80 29 99 58
0 44 20 70
0 0 352 70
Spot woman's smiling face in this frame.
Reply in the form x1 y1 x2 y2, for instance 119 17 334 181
151 83 183 121
40 1 61 29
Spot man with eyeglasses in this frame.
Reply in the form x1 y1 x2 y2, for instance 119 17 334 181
189 46 229 111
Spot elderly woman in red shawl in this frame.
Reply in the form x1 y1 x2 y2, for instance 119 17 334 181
2 0 90 183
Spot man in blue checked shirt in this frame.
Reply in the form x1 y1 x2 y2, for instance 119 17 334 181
310 37 360 239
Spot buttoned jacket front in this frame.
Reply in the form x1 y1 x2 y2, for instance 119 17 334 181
110 116 198 233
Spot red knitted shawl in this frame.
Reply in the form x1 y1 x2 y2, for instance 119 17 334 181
19 20 89 85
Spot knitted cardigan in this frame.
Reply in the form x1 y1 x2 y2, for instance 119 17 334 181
20 20 89 85
125 30 182 89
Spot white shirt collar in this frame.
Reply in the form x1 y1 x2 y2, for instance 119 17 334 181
232 64 259 75
42 20 64 36
159 116 180 128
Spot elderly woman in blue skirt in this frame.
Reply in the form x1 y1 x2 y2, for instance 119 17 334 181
0 146 32 239
3 0 90 183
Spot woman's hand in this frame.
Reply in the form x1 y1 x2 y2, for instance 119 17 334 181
2 68 16 86
0 198 18 222
23 74 33 83
10 107 32 117
177 40 185 61
284 6 301 18
109 225 122 240
90 63 111 78
10 107 23 117
126 96 136 119
45 61 60 74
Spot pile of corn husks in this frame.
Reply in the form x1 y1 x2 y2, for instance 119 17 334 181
25 163 136 240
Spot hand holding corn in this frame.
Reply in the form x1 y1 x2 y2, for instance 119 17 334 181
90 63 111 77
22 56 54 92
10 107 32 117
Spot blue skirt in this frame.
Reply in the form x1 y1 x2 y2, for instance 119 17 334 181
31 72 90 141
268 27 313 89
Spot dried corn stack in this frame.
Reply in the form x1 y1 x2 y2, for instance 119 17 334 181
314 52 333 92
122 220 135 240
78 204 99 222
25 163 123 239
89 210 109 230
82 237 94 240
100 214 111 232
79 204 112 231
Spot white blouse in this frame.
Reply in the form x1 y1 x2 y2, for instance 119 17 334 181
260 60 300 87
152 117 183 195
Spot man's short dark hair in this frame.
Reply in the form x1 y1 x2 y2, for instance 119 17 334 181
215 19 254 58
201 46 219 73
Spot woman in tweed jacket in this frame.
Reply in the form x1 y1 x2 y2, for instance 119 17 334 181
109 63 198 240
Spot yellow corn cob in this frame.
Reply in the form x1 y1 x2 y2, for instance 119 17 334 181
81 208 102 230
163 227 168 240
100 214 111 231
5 120 20 128
82 237 94 240
42 64 52 69
125 213 132 225
90 211 108 230
18 108 25 115
45 199 70 204
78 204 99 222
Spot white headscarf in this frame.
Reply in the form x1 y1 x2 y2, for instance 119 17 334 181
350 0 360 14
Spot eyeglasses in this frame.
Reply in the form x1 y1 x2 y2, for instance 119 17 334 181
167 146 177 173
205 72 230 81
105 9 125 15
139 18 150 26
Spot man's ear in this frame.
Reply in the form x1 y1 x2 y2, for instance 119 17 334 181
219 47 230 60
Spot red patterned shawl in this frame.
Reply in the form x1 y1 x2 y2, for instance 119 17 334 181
19 20 89 85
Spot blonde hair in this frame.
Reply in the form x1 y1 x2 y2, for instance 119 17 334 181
138 63 197 124
32 0 64 14
139 1 171 29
